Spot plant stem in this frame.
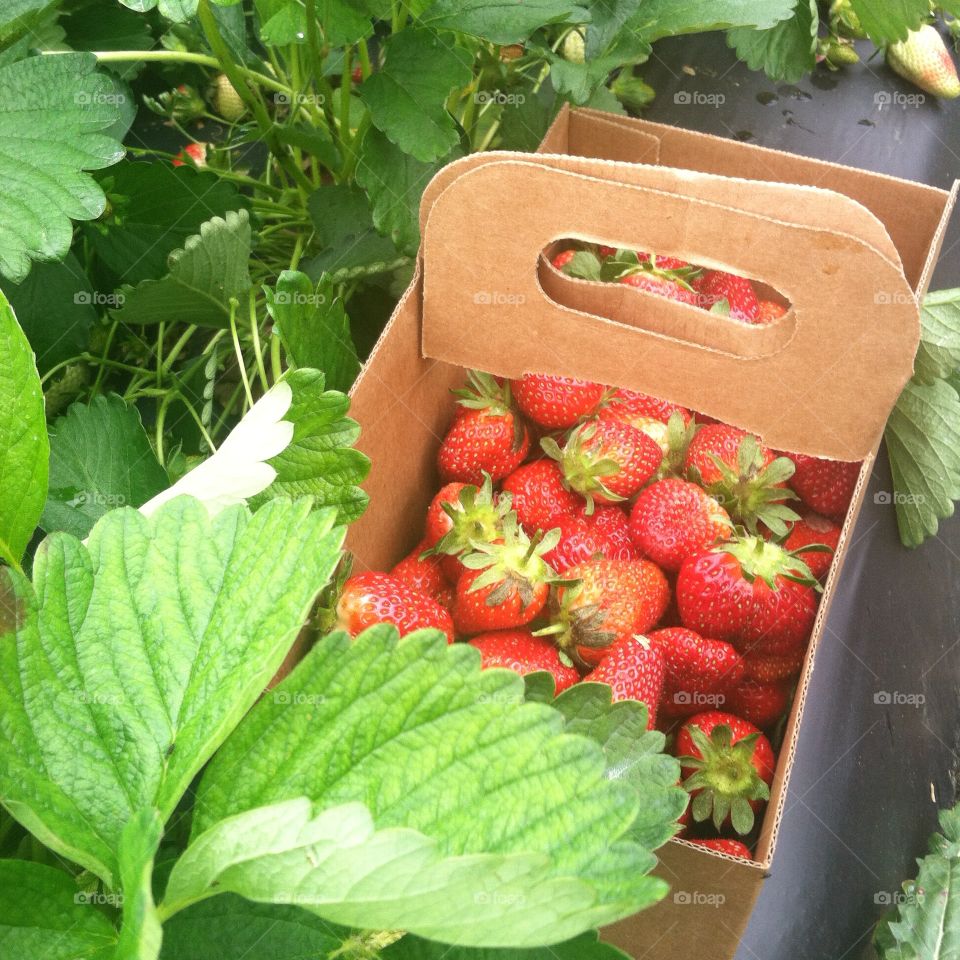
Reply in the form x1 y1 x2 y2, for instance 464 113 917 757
229 298 254 408
249 289 269 391
160 325 198 377
270 333 283 382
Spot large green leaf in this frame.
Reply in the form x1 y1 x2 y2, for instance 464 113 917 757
0 290 48 570
727 0 818 83
0 0 61 54
190 626 673 944
383 931 632 960
631 0 796 39
249 369 369 523
0 859 117 959
113 210 252 327
0 53 125 283
849 0 928 44
914 288 960 385
265 272 359 392
40 395 169 540
419 0 587 43
358 28 472 162
0 497 345 888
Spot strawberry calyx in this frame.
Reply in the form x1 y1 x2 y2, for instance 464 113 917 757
717 532 821 592
604 249 702 289
452 370 526 453
533 581 620 669
658 410 699 478
422 474 512 561
541 421 624 513
680 724 771 834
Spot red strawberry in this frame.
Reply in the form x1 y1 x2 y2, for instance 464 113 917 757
545 556 670 667
599 388 692 427
337 572 455 643
743 649 805 682
512 373 606 429
551 249 576 270
584 634 665 728
597 244 616 258
728 678 791 729
619 271 700 305
501 460 584 531
629 479 732 573
676 710 775 834
685 424 773 487
542 417 662 512
452 519 557 634
649 627 744 720
688 838 753 860
784 512 840 580
541 512 607 573
676 534 819 658
390 540 453 607
172 142 207 167
438 371 529 484
694 269 760 322
756 299 787 324
637 252 692 272
586 505 639 560
470 629 579 693
786 453 860 522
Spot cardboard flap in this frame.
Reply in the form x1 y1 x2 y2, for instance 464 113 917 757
421 159 919 460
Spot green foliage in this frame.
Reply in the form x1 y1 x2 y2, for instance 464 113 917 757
728 0 819 83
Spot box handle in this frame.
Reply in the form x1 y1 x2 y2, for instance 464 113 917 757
421 159 918 460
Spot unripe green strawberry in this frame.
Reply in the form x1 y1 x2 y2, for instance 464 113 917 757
213 73 247 121
44 363 89 418
562 29 585 63
887 25 960 99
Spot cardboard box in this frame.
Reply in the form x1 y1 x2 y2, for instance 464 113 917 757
347 107 957 959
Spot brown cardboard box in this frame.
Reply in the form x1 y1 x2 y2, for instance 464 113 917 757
347 107 957 959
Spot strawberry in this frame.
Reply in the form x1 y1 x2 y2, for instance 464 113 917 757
423 476 511 582
629 478 732 573
501 460 584 531
337 571 455 643
544 556 670 667
172 142 207 167
756 299 787 324
390 540 453 607
694 269 759 322
470 629 579 693
676 534 819 658
728 678 791 729
743 649 805 683
438 371 529 484
599 388 692 427
619 271 700 305
452 519 557 634
685 425 799 536
542 417 662 512
784 512 840 580
586 505 639 560
688 838 753 860
597 244 616 258
542 512 607 573
512 373 606 429
637 252 692 272
551 249 576 270
212 74 245 121
584 634 665 729
649 627 745 720
785 453 860 522
676 711 775 834
887 24 960 99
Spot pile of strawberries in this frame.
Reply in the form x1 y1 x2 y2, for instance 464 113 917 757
337 364 861 860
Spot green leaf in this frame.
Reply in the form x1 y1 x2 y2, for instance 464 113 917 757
40 395 169 540
272 123 340 172
914 288 960 385
632 0 797 39
115 810 164 960
88 162 248 286
190 625 672 945
0 0 61 49
358 28 472 162
61 0 155 81
0 497 346 887
727 0 818 83
0 860 117 959
249 369 370 523
874 802 960 958
0 53 125 282
265 272 359 392
420 0 587 43
885 378 960 548
849 0 929 44
0 252 95 377
113 210 252 327
356 126 463 256
383 931 632 960
497 80 561 151
0 290 48 569
317 0 389 46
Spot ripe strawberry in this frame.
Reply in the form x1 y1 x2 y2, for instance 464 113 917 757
649 627 745 720
390 540 453 607
172 142 207 167
756 299 787 324
452 519 557 634
685 425 799 536
688 837 753 860
587 505 639 561
784 512 840 580
423 476 511 582
545 556 670 667
512 373 606 429
887 25 960 99
501 460 584 531
542 417 662 512
551 249 576 270
629 478 732 573
786 453 860 522
743 649 805 682
728 678 791 729
584 634 665 729
619 271 700 305
676 711 775 834
599 388 692 427
542 512 607 573
597 244 616 258
637 252 692 272
470 629 579 693
337 571 455 643
694 269 760 322
438 371 529 484
676 534 819 657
